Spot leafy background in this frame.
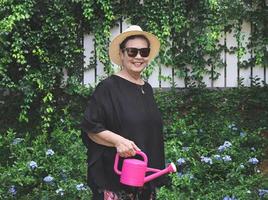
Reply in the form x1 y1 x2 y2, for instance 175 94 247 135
0 0 268 199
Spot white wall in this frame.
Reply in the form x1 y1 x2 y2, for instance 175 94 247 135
83 21 266 88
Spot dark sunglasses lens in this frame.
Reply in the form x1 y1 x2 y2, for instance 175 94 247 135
140 48 150 57
126 48 138 57
124 48 150 57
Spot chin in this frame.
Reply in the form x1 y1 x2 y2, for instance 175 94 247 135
132 65 146 71
133 67 145 73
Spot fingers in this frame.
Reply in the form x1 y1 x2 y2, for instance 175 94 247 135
132 143 141 152
115 138 140 158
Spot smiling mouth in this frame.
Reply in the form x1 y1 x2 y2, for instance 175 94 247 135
133 62 143 67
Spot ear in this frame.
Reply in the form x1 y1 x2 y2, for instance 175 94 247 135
119 50 124 60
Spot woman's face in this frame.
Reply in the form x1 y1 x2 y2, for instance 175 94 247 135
119 37 149 75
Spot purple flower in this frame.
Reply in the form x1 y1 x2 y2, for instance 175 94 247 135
28 161 38 170
12 138 23 145
213 154 221 160
259 189 268 197
223 196 237 200
177 158 186 166
223 141 232 148
248 158 259 165
201 156 213 165
46 149 55 156
76 183 86 191
177 172 194 179
218 141 232 152
43 175 54 183
222 155 232 162
240 131 246 137
218 145 226 152
8 185 16 195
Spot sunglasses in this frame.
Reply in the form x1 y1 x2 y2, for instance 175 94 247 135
122 48 150 58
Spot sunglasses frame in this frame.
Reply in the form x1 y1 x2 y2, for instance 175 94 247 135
122 47 150 58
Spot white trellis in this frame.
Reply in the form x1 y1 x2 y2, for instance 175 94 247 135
83 21 267 88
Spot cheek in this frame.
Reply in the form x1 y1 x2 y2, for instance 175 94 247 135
143 58 149 65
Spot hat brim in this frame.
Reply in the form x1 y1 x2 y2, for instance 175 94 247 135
109 30 160 66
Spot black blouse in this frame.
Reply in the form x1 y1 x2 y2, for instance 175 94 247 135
81 75 165 191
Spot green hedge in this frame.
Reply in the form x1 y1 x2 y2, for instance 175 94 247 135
1 86 268 199
155 86 268 199
156 86 268 135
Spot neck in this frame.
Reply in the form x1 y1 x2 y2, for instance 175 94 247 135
117 69 143 85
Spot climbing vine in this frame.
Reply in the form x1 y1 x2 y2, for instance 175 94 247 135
0 0 267 132
124 0 267 87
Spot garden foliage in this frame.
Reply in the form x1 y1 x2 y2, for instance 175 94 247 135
1 86 268 199
155 87 268 199
1 0 268 199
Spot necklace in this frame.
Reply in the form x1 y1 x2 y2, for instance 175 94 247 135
115 72 145 94
140 85 145 94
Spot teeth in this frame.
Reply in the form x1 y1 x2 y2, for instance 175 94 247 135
134 62 142 66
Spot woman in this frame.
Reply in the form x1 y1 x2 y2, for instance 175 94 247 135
81 25 165 200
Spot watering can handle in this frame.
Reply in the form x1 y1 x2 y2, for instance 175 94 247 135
114 151 148 175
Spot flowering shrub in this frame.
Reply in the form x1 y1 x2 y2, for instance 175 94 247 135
0 115 91 199
1 87 268 199
159 120 267 199
156 88 268 199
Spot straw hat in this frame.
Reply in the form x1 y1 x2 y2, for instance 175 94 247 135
109 25 160 66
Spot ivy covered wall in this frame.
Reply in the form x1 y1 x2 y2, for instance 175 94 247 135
82 0 268 88
84 20 266 88
0 0 267 131
1 2 268 198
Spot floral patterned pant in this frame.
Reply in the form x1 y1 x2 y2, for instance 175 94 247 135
103 188 156 200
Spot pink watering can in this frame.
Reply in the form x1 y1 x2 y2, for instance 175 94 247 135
114 151 176 187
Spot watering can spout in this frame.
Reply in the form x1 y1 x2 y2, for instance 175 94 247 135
144 163 177 183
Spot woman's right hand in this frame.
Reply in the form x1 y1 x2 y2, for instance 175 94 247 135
114 137 140 158
88 130 140 157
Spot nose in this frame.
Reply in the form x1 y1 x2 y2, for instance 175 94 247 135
135 52 142 58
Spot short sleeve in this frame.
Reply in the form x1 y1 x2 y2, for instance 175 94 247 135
80 82 108 148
